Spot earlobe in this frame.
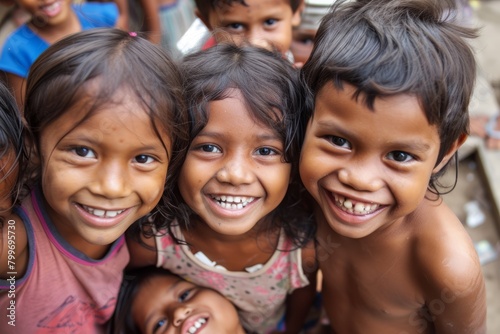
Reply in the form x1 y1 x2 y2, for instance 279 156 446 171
432 134 468 173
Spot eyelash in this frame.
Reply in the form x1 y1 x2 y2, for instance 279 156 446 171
326 136 416 163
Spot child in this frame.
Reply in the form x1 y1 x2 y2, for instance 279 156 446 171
128 43 318 334
299 0 487 333
189 0 304 61
0 0 120 109
112 266 246 334
0 28 187 333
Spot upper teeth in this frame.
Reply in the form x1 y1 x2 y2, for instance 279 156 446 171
212 195 254 210
334 195 379 215
82 205 125 218
188 318 206 333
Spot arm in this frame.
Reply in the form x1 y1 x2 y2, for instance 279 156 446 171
112 0 130 30
277 240 319 334
0 214 28 279
125 228 158 269
139 0 162 44
5 73 25 112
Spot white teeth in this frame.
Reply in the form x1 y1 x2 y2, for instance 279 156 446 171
333 195 379 215
212 195 255 209
82 205 125 218
343 199 353 209
188 318 206 334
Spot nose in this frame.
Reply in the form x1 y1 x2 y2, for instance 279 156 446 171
216 160 254 185
247 29 272 50
90 161 131 198
337 161 384 192
172 305 192 327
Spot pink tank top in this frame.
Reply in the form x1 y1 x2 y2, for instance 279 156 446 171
0 187 129 333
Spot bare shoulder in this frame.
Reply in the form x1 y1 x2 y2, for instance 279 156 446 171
0 212 28 279
411 200 486 333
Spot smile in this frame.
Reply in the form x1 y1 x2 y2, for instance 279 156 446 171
333 194 379 215
211 195 255 210
81 205 125 218
187 317 207 334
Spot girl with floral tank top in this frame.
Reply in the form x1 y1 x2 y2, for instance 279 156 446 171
127 43 319 334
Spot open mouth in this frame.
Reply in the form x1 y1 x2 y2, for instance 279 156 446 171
81 205 125 218
40 1 62 17
186 317 207 334
210 195 255 210
333 194 380 215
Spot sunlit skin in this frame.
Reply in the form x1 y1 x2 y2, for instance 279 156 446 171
198 0 302 56
132 274 245 334
299 82 486 333
39 90 171 260
178 89 291 242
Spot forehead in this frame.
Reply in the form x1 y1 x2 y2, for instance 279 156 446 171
314 82 439 143
216 0 293 16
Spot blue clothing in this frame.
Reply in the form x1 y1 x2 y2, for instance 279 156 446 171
0 3 118 78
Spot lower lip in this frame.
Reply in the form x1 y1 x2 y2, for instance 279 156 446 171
75 204 129 229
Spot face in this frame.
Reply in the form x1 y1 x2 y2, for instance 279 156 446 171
132 274 243 334
290 27 315 64
178 89 291 236
0 150 19 220
17 0 72 27
300 82 457 239
203 0 302 56
39 90 171 258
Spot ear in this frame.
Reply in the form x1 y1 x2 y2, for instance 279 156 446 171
291 0 305 27
195 8 213 30
432 133 468 173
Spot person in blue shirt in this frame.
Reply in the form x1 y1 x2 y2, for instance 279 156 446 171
0 0 120 110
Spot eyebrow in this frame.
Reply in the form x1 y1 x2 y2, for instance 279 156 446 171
197 130 282 142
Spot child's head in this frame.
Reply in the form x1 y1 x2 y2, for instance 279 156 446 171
302 0 476 188
164 43 312 242
23 28 187 256
194 0 304 56
290 0 338 64
0 81 26 220
113 267 245 334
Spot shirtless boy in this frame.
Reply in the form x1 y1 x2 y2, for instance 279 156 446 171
299 0 487 333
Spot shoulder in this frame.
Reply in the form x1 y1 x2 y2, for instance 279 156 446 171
73 2 118 27
410 201 486 331
0 25 45 77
